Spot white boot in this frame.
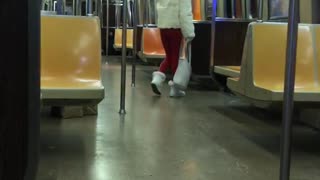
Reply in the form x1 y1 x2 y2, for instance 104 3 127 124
168 81 186 97
151 71 166 95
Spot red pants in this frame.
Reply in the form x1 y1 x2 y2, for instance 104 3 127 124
159 29 183 74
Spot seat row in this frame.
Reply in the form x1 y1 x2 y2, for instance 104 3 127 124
225 22 320 106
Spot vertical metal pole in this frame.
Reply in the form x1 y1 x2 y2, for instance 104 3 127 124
76 0 81 15
106 0 110 56
115 4 121 28
127 0 133 27
258 0 263 20
86 0 93 15
42 0 46 10
99 0 103 26
120 0 127 114
210 0 217 67
132 0 138 87
48 0 52 11
94 0 98 15
144 0 149 27
73 0 77 15
25 0 41 178
231 0 236 18
54 1 57 11
246 0 251 19
280 0 299 180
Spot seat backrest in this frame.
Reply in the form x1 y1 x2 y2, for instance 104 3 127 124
142 28 165 55
41 16 101 81
251 23 315 89
192 0 202 20
312 25 320 84
114 29 133 47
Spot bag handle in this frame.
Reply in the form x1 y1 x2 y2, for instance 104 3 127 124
179 40 192 63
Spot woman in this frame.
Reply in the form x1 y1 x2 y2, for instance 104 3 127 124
151 0 195 97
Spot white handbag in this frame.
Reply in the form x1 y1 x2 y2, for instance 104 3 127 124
173 40 192 90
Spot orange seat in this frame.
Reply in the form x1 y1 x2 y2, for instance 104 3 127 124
192 0 202 20
141 28 165 59
227 22 320 106
114 29 134 49
41 15 104 104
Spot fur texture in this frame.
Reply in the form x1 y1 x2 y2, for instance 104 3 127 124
156 0 195 39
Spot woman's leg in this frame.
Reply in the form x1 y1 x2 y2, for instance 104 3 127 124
166 29 183 74
159 29 171 73
151 29 170 95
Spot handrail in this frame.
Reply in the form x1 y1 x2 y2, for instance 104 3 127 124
280 0 300 180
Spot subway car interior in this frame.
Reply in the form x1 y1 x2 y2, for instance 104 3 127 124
2 0 320 179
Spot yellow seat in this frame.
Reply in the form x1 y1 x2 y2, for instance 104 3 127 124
227 22 320 106
114 29 134 49
214 66 241 77
312 25 320 84
41 15 104 104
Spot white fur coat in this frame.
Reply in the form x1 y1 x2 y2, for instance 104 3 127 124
156 0 195 39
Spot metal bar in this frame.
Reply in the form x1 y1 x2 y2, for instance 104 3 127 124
120 0 128 114
100 0 103 26
25 0 41 178
231 0 236 18
143 0 146 26
132 0 138 87
127 0 133 27
280 0 299 180
145 0 150 27
246 0 251 19
258 0 263 20
76 0 81 15
54 1 57 11
48 0 52 11
73 0 77 15
115 5 121 28
131 0 139 87
86 0 93 15
42 0 46 10
95 0 99 16
106 0 110 56
210 0 217 67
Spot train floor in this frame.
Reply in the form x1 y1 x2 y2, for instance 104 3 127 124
37 58 320 180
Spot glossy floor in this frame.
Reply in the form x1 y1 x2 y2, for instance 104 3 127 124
37 60 320 180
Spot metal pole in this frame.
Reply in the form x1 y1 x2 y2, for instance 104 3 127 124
231 0 236 18
258 0 263 20
42 0 46 10
132 0 138 87
95 0 98 16
120 0 127 114
280 0 299 180
73 0 77 15
86 0 93 15
48 0 52 11
210 0 217 67
76 0 81 15
115 4 121 28
144 0 150 27
106 0 110 56
246 0 251 19
127 0 133 27
99 0 103 26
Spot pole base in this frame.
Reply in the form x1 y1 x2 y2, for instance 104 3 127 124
119 109 126 114
131 83 135 87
